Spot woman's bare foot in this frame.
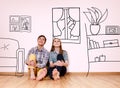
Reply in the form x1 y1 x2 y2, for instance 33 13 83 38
36 68 47 81
52 68 60 80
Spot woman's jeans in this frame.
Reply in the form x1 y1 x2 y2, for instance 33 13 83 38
48 54 67 79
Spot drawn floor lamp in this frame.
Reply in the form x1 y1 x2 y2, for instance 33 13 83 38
52 7 81 43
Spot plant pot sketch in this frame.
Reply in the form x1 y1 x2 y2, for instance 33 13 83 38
90 24 101 35
84 7 108 35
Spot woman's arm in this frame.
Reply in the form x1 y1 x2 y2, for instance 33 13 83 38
62 60 69 67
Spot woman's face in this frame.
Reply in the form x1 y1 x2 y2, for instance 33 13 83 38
53 38 61 47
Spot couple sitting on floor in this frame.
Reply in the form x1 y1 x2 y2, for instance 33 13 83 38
25 35 69 80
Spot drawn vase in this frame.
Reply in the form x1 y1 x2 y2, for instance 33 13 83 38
90 24 101 35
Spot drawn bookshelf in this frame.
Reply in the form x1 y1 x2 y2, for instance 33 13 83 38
85 25 120 76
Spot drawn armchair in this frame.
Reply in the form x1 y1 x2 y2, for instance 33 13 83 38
0 38 25 76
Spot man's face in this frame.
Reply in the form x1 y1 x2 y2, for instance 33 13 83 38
37 37 46 46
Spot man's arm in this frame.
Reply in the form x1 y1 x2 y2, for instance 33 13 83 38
25 47 35 65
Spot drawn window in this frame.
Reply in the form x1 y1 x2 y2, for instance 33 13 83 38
52 7 81 44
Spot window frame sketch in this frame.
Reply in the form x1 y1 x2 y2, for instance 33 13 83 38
9 15 31 32
52 7 81 44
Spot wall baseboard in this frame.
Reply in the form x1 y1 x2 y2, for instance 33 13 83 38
67 72 120 75
0 72 120 76
0 72 24 76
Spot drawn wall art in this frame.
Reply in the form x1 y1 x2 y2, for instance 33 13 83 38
105 25 120 35
9 15 31 32
84 7 108 35
52 7 81 44
0 37 25 76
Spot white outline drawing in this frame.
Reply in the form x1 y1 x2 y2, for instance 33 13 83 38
0 38 25 76
85 23 120 76
105 25 120 35
9 15 31 32
52 7 81 44
84 7 108 35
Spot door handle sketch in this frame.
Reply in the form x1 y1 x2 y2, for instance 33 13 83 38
52 7 81 43
0 38 25 76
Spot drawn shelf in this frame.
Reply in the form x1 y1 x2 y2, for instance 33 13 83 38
87 34 120 74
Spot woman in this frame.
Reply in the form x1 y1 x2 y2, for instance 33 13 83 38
48 38 69 80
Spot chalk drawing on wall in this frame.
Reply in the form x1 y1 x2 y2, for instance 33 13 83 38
83 7 108 35
83 7 120 76
52 7 81 44
105 25 120 35
85 23 120 76
9 15 31 32
0 37 25 76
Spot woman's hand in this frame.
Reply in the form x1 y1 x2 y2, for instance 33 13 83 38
55 60 64 66
56 60 69 67
50 60 68 67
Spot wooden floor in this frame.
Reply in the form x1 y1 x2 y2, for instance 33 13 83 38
0 73 120 88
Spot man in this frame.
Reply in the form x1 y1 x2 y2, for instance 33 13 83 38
26 35 49 80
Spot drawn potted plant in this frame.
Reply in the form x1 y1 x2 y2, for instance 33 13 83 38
84 7 108 35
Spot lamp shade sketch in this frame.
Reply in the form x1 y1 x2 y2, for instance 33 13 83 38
52 7 81 44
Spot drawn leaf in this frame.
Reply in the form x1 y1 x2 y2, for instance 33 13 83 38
83 12 93 24
87 8 96 24
99 9 108 23
92 7 102 23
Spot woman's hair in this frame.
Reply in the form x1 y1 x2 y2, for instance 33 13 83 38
50 38 63 54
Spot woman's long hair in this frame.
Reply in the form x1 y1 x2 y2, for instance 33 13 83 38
50 38 63 54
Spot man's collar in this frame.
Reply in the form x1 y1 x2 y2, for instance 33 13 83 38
35 46 44 52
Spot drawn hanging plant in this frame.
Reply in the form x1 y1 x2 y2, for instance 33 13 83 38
84 7 108 35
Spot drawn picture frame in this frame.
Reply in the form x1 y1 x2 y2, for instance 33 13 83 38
9 15 31 32
105 25 120 35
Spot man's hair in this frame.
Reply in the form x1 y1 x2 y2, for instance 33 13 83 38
37 35 47 42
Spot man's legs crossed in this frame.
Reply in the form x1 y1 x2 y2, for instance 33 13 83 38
36 68 47 81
